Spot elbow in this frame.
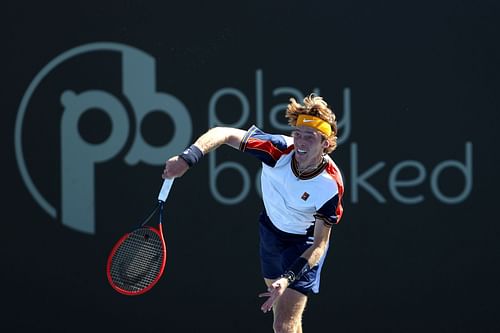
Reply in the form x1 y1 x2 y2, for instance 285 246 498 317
209 126 230 140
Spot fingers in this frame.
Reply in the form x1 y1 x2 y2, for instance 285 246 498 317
261 299 274 313
260 295 273 312
261 292 278 313
259 285 282 313
161 166 172 179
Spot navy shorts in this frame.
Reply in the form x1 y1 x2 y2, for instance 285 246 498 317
258 211 328 295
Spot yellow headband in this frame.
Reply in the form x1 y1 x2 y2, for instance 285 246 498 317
296 114 332 137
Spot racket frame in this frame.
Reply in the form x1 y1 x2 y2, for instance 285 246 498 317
106 179 173 296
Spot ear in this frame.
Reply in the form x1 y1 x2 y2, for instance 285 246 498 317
322 138 330 149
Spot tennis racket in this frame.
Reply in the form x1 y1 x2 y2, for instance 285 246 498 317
106 178 174 296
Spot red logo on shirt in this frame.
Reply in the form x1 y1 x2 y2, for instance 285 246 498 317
301 192 310 201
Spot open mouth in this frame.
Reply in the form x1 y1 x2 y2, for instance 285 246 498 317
297 149 307 155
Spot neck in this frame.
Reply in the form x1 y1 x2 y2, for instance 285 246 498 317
296 155 324 173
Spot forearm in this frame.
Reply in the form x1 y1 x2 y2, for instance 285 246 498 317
164 127 245 179
279 242 328 285
193 127 245 154
301 218 332 267
300 242 328 268
280 223 331 284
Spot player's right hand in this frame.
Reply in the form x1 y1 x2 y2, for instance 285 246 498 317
162 156 189 179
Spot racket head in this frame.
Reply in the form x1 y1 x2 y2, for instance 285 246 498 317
106 226 167 296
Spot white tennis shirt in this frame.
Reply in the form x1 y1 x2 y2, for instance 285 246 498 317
240 126 344 235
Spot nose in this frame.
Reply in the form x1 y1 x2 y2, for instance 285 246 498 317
295 139 307 148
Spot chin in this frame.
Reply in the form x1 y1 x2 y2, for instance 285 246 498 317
294 153 308 164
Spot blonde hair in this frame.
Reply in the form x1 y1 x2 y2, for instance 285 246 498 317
285 94 338 153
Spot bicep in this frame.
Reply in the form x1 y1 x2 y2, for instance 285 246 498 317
225 128 247 149
194 127 246 153
312 193 340 247
312 218 332 248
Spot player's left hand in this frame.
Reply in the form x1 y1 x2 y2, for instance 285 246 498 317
258 277 289 313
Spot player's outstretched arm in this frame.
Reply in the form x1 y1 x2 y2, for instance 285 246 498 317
162 127 246 179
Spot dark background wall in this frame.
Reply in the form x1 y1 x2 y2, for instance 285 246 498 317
3 1 500 332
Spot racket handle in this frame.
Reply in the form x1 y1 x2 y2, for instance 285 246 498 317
158 178 174 202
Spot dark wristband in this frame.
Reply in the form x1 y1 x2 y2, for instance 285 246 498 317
280 257 309 284
178 144 204 167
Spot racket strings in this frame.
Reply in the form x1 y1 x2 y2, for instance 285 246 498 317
109 228 165 293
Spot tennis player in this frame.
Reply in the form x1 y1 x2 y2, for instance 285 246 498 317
163 94 344 333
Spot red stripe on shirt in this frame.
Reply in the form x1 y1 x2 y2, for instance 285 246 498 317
246 138 294 161
325 160 345 223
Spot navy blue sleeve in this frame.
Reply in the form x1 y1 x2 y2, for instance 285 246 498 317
314 194 340 227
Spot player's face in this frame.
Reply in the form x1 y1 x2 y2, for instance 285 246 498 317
291 126 326 168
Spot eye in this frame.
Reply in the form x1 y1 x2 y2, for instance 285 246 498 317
304 135 314 141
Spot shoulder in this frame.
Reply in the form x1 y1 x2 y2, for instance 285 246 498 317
240 125 293 152
323 155 344 196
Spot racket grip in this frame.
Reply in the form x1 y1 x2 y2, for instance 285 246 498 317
158 178 174 202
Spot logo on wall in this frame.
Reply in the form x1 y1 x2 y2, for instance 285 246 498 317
15 42 192 234
15 42 474 236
